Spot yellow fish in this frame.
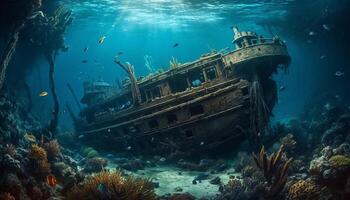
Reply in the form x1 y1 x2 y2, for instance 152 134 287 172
24 133 36 143
98 36 106 44
39 91 48 97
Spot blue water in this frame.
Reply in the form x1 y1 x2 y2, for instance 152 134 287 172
25 0 348 129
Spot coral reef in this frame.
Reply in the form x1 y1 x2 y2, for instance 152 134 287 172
83 157 108 173
44 139 61 161
27 144 51 177
286 180 320 200
66 171 156 200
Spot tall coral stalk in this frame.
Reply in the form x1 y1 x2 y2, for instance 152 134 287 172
252 144 293 198
46 52 59 134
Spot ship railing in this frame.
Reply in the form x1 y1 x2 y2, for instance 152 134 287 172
239 37 285 50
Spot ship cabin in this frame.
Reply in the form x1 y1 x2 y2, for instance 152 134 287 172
79 52 229 125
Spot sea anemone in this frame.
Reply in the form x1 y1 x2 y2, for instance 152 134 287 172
28 144 50 177
66 171 156 200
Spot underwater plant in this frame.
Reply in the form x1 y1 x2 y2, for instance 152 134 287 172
252 144 293 198
44 139 61 160
28 144 50 177
66 171 156 200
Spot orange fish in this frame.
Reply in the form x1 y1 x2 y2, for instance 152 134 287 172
46 175 57 187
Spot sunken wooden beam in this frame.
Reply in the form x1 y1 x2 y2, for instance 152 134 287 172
67 83 82 111
114 59 141 106
46 52 59 134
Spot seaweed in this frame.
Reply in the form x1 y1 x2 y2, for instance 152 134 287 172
252 144 293 198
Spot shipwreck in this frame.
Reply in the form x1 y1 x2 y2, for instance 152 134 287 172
72 27 291 156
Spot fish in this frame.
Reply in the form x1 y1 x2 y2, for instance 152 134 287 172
46 175 57 187
335 71 345 77
279 86 286 91
126 146 132 150
320 55 326 60
78 135 84 139
200 141 205 146
99 36 106 44
173 43 179 48
81 60 88 63
322 24 330 31
24 133 36 143
117 52 123 55
83 47 88 52
308 31 316 36
39 91 48 97
97 183 109 194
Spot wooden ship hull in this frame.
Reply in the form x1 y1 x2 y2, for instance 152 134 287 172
72 27 291 156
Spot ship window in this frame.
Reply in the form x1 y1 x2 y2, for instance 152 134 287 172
189 104 204 116
146 87 161 100
205 67 217 81
169 76 188 93
185 130 194 138
167 114 178 124
152 87 161 98
148 119 159 129
189 70 204 87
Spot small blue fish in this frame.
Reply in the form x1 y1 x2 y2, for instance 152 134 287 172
322 24 330 31
279 86 286 91
308 31 316 36
335 71 344 77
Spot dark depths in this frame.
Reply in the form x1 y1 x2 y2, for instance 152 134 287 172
0 0 350 200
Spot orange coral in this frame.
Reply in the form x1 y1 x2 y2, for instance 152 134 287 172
287 180 319 200
44 139 61 160
28 144 50 177
66 171 156 200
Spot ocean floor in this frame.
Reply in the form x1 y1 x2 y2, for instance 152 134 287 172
106 161 238 198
